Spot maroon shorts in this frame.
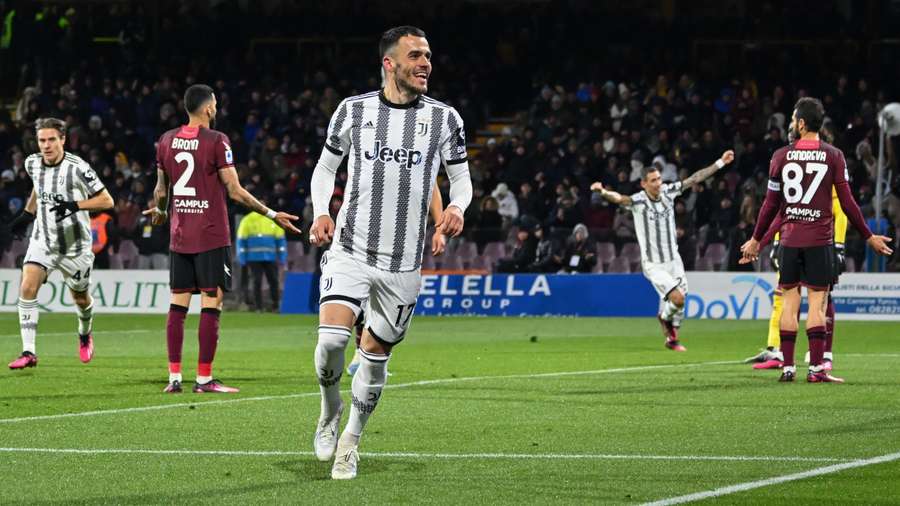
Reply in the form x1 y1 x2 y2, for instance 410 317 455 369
170 246 232 296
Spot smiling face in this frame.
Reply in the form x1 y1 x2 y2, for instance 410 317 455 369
384 35 432 95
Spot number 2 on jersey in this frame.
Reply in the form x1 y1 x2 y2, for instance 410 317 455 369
173 152 196 196
782 162 827 204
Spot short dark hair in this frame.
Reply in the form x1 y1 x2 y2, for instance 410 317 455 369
641 165 660 180
379 25 426 58
794 97 825 133
34 117 66 137
184 84 215 115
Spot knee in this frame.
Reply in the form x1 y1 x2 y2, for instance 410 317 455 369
669 290 685 307
72 291 91 307
20 282 39 300
317 326 350 352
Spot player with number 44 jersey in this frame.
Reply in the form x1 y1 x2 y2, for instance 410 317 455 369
148 84 301 394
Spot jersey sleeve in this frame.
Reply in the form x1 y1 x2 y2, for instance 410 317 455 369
752 152 784 241
76 161 105 196
155 136 167 176
623 192 643 210
214 133 235 170
663 181 684 198
324 99 352 156
440 108 468 166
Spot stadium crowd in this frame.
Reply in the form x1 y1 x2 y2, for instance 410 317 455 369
1 1 899 274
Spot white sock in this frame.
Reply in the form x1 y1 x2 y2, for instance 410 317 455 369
345 349 389 437
824 351 833 361
196 375 212 384
169 372 183 383
18 298 38 354
76 302 93 336
663 300 678 320
671 304 685 328
315 324 351 421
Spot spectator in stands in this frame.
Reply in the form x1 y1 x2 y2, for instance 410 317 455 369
676 226 696 270
90 210 116 269
491 182 519 229
472 195 503 251
130 198 169 269
529 223 562 273
560 223 596 273
496 215 538 273
613 207 636 247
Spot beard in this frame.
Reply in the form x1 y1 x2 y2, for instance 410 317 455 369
395 67 427 95
788 126 799 143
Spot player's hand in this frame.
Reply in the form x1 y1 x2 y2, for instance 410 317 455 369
49 201 80 222
770 240 781 271
866 235 894 256
590 182 605 193
309 215 335 245
437 205 465 238
720 150 735 166
834 243 846 275
142 206 168 225
431 232 446 256
740 237 760 263
273 211 302 234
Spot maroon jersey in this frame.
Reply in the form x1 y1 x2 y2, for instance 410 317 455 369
156 125 234 253
753 138 871 247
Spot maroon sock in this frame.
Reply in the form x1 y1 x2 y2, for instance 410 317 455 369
807 325 826 367
167 304 188 366
780 330 797 366
198 308 221 373
825 297 835 353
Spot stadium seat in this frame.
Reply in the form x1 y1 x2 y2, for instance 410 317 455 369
595 242 616 267
694 256 714 271
117 240 139 269
469 255 492 271
591 260 604 273
443 256 465 270
300 255 318 272
607 256 630 273
483 241 506 259
704 243 727 269
109 253 124 269
421 254 436 270
620 242 641 270
845 257 856 273
287 242 305 270
455 242 478 261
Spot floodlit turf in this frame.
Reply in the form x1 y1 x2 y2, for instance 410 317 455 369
1 313 899 504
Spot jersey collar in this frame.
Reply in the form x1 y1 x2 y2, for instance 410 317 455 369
41 152 65 167
379 89 421 109
178 125 201 138
794 138 820 150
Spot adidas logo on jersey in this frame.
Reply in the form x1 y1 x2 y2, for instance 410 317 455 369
364 140 422 168
362 121 375 129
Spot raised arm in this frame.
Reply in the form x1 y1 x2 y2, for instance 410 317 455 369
218 167 301 234
681 150 734 188
590 181 632 207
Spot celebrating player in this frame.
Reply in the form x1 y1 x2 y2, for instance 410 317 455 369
146 84 301 394
309 26 473 480
591 150 735 351
741 97 893 382
7 118 114 370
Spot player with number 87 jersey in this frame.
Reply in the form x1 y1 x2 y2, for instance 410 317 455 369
742 97 893 384
149 84 301 394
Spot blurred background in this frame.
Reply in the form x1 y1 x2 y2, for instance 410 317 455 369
2 0 899 311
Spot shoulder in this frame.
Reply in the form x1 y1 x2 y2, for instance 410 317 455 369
63 152 89 168
344 91 380 106
630 192 647 206
421 95 451 110
25 153 41 166
771 145 790 160
821 141 846 159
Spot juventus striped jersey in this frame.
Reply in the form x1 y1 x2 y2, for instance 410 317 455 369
312 90 473 272
625 181 683 264
25 152 106 257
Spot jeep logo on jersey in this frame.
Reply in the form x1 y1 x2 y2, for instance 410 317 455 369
364 140 422 168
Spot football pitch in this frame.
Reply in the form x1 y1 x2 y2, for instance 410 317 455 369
2 313 899 505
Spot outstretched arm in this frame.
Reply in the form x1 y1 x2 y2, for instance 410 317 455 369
219 167 302 234
681 150 734 188
143 168 170 225
590 182 632 207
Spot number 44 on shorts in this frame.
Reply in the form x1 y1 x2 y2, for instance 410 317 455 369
72 267 91 281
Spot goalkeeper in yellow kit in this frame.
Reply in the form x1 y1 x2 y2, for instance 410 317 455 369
745 187 848 370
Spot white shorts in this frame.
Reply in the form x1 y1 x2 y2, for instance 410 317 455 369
318 249 421 345
641 257 688 300
24 243 95 292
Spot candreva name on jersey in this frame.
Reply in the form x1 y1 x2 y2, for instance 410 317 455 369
786 150 827 162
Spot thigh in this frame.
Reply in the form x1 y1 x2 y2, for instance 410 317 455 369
24 244 56 276
57 252 95 292
642 262 679 299
778 246 801 289
366 268 422 346
799 245 833 291
170 251 199 294
319 249 370 317
195 246 233 296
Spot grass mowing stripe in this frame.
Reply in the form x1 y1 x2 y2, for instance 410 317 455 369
0 447 852 463
641 451 900 506
0 360 737 424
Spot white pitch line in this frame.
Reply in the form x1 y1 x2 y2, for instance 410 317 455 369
641 451 900 506
0 447 851 463
0 360 738 424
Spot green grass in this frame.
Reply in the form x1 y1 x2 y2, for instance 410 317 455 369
1 314 899 505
